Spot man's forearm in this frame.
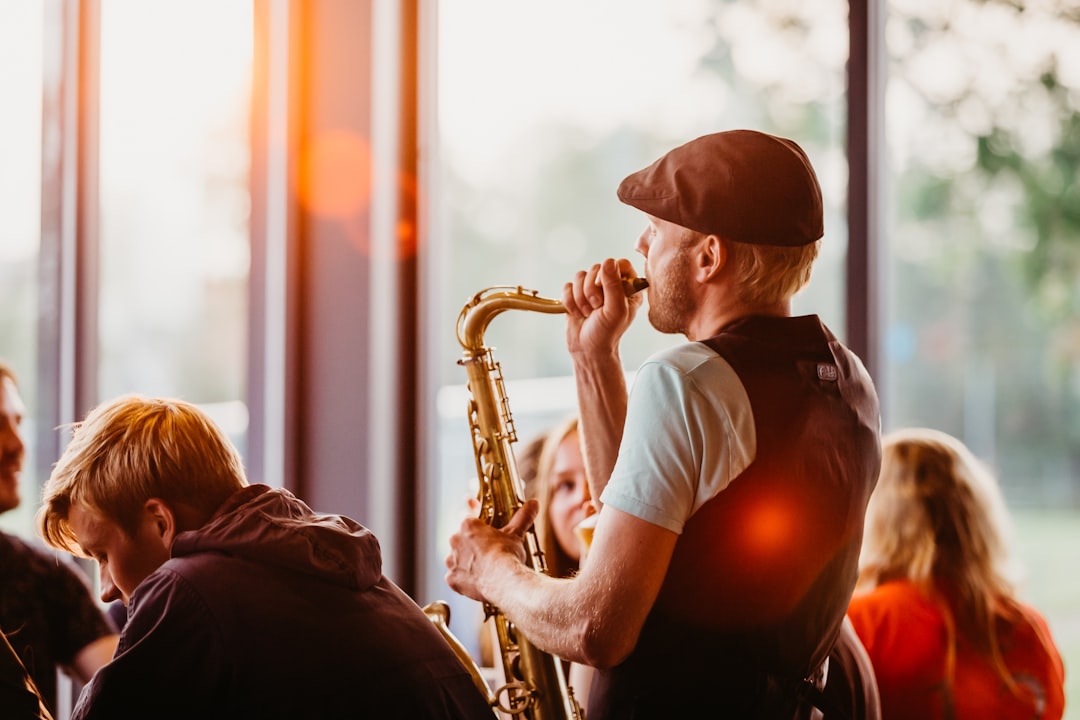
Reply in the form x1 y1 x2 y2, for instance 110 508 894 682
479 554 593 663
475 509 668 670
573 350 628 501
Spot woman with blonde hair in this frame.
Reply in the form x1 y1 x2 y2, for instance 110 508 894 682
529 416 595 580
848 427 1065 719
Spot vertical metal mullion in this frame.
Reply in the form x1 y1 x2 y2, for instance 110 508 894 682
846 0 886 401
38 0 99 470
74 0 100 420
370 0 420 593
249 0 301 490
414 0 440 606
39 1 100 716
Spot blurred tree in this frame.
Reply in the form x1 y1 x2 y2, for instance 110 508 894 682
886 0 1080 503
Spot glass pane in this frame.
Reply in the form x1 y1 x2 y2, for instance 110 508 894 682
98 0 253 453
883 0 1080 709
437 0 848 387
0 1 43 537
430 0 848 649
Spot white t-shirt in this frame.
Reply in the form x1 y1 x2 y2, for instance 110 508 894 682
598 342 757 534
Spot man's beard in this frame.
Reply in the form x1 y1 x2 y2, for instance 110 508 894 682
646 248 696 336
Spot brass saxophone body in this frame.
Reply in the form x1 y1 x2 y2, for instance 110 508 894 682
429 278 646 719
455 285 581 720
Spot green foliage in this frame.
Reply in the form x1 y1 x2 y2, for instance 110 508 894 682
884 0 1080 504
975 108 1080 323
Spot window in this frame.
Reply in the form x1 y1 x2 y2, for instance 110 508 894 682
0 1 43 536
431 0 848 657
7 2 1076 710
97 0 253 449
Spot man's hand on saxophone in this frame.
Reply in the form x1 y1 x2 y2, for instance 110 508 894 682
562 257 643 361
446 499 540 603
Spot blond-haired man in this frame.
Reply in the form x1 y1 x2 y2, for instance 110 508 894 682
39 394 491 719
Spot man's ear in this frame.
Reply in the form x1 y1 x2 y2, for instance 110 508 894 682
697 234 726 282
142 498 179 548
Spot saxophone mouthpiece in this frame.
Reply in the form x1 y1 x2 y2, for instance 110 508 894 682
621 276 650 297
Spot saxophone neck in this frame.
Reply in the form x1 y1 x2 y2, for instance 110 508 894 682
456 277 647 352
457 286 566 352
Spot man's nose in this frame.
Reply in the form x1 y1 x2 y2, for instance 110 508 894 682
634 227 650 257
0 428 24 456
99 568 121 604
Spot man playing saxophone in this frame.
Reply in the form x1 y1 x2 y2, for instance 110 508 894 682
447 129 882 719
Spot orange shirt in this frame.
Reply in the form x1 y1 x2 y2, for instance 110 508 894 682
848 580 1065 720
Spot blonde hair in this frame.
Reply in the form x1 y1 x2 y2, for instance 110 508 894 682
38 394 247 555
724 237 820 307
858 427 1026 692
515 431 548 502
532 416 582 580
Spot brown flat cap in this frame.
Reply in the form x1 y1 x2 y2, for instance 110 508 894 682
617 130 823 246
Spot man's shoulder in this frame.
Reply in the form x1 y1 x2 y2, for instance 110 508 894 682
642 341 727 373
141 550 289 612
636 343 744 401
0 528 19 554
0 528 30 552
155 550 251 587
122 556 242 642
0 530 103 631
0 529 70 572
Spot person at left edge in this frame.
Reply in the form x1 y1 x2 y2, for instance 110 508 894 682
0 360 118 715
36 393 494 720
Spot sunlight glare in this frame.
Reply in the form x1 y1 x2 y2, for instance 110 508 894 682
0 2 43 263
438 0 717 182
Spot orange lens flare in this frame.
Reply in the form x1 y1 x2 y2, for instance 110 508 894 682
298 130 372 218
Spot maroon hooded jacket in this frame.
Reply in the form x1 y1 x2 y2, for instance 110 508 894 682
73 485 491 720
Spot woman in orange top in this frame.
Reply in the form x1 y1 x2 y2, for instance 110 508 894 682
848 428 1065 719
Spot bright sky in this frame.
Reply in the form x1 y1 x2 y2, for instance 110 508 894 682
0 3 43 262
437 0 723 180
98 0 253 298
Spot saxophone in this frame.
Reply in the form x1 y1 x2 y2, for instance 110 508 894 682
427 278 646 719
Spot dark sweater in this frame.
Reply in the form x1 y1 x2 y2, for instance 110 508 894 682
73 485 491 720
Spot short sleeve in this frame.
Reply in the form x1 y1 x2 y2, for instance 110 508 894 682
599 343 756 534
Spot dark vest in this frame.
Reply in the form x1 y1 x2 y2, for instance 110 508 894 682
588 315 881 720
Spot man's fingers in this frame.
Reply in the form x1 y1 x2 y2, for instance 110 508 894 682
502 499 540 538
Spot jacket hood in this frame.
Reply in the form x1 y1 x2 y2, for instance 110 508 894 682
171 484 382 591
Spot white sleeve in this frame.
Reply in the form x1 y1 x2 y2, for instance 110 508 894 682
598 344 756 534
